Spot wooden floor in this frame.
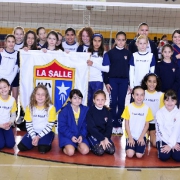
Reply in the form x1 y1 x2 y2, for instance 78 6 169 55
1 130 180 168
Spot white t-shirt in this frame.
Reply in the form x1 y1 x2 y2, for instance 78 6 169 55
0 49 18 84
62 41 78 52
0 96 17 124
156 106 180 148
129 52 156 88
144 90 164 124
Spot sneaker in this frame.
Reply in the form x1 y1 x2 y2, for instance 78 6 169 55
112 127 117 135
16 116 24 125
116 127 123 136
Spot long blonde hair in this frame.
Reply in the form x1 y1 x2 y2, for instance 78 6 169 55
30 85 52 111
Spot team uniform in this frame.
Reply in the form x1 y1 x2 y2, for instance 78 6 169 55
144 90 164 131
37 42 47 49
104 46 131 129
0 49 18 85
77 44 89 52
86 105 115 156
18 104 56 153
0 96 17 149
155 61 180 94
129 52 156 89
156 106 180 161
128 38 158 62
58 102 89 148
88 52 110 107
122 103 153 154
172 44 180 102
14 42 24 51
62 41 79 52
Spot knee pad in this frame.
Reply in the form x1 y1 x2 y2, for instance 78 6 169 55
38 145 51 154
18 142 29 151
93 144 104 156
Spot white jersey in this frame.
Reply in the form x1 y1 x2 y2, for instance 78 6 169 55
0 49 18 84
0 96 17 124
89 52 110 82
122 103 153 140
156 106 180 148
62 41 78 52
129 52 156 89
14 42 24 51
144 90 164 124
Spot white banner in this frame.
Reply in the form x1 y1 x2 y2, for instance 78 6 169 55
20 50 90 112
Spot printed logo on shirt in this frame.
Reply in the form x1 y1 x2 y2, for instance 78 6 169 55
132 112 144 116
136 59 149 62
172 68 175 72
124 56 127 60
33 114 46 118
0 105 12 110
144 98 159 102
3 56 16 60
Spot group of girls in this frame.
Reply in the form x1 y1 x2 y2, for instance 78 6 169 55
0 22 180 162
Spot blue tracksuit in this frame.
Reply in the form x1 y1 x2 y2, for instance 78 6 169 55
58 102 89 148
104 47 131 127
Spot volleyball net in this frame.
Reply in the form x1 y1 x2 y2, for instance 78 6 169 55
0 0 179 48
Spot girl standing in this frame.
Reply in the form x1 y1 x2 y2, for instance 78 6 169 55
16 30 38 127
122 86 153 158
36 27 47 49
156 90 180 162
155 44 180 94
86 90 115 156
13 26 25 51
42 31 59 52
141 73 164 147
62 28 78 52
129 35 156 91
0 78 17 149
128 22 158 62
17 85 56 153
22 30 38 50
58 89 89 156
11 26 25 104
104 31 132 135
0 35 18 85
172 29 180 66
77 27 94 52
87 33 110 107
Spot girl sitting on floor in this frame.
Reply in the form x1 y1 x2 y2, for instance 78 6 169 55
86 90 115 156
156 90 180 162
17 85 56 154
0 78 17 150
58 89 89 156
122 86 154 158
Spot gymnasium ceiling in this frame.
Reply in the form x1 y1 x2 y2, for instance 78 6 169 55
0 0 179 34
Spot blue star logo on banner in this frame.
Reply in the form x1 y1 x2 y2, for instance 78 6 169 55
55 80 72 111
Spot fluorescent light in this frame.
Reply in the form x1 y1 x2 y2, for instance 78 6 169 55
0 0 180 9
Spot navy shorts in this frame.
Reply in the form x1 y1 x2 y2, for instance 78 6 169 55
125 137 146 154
20 131 54 150
11 73 19 87
148 123 155 131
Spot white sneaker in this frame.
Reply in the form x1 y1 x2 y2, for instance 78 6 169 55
116 127 123 136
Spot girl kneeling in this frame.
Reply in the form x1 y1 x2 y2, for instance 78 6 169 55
18 85 56 153
58 89 89 156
